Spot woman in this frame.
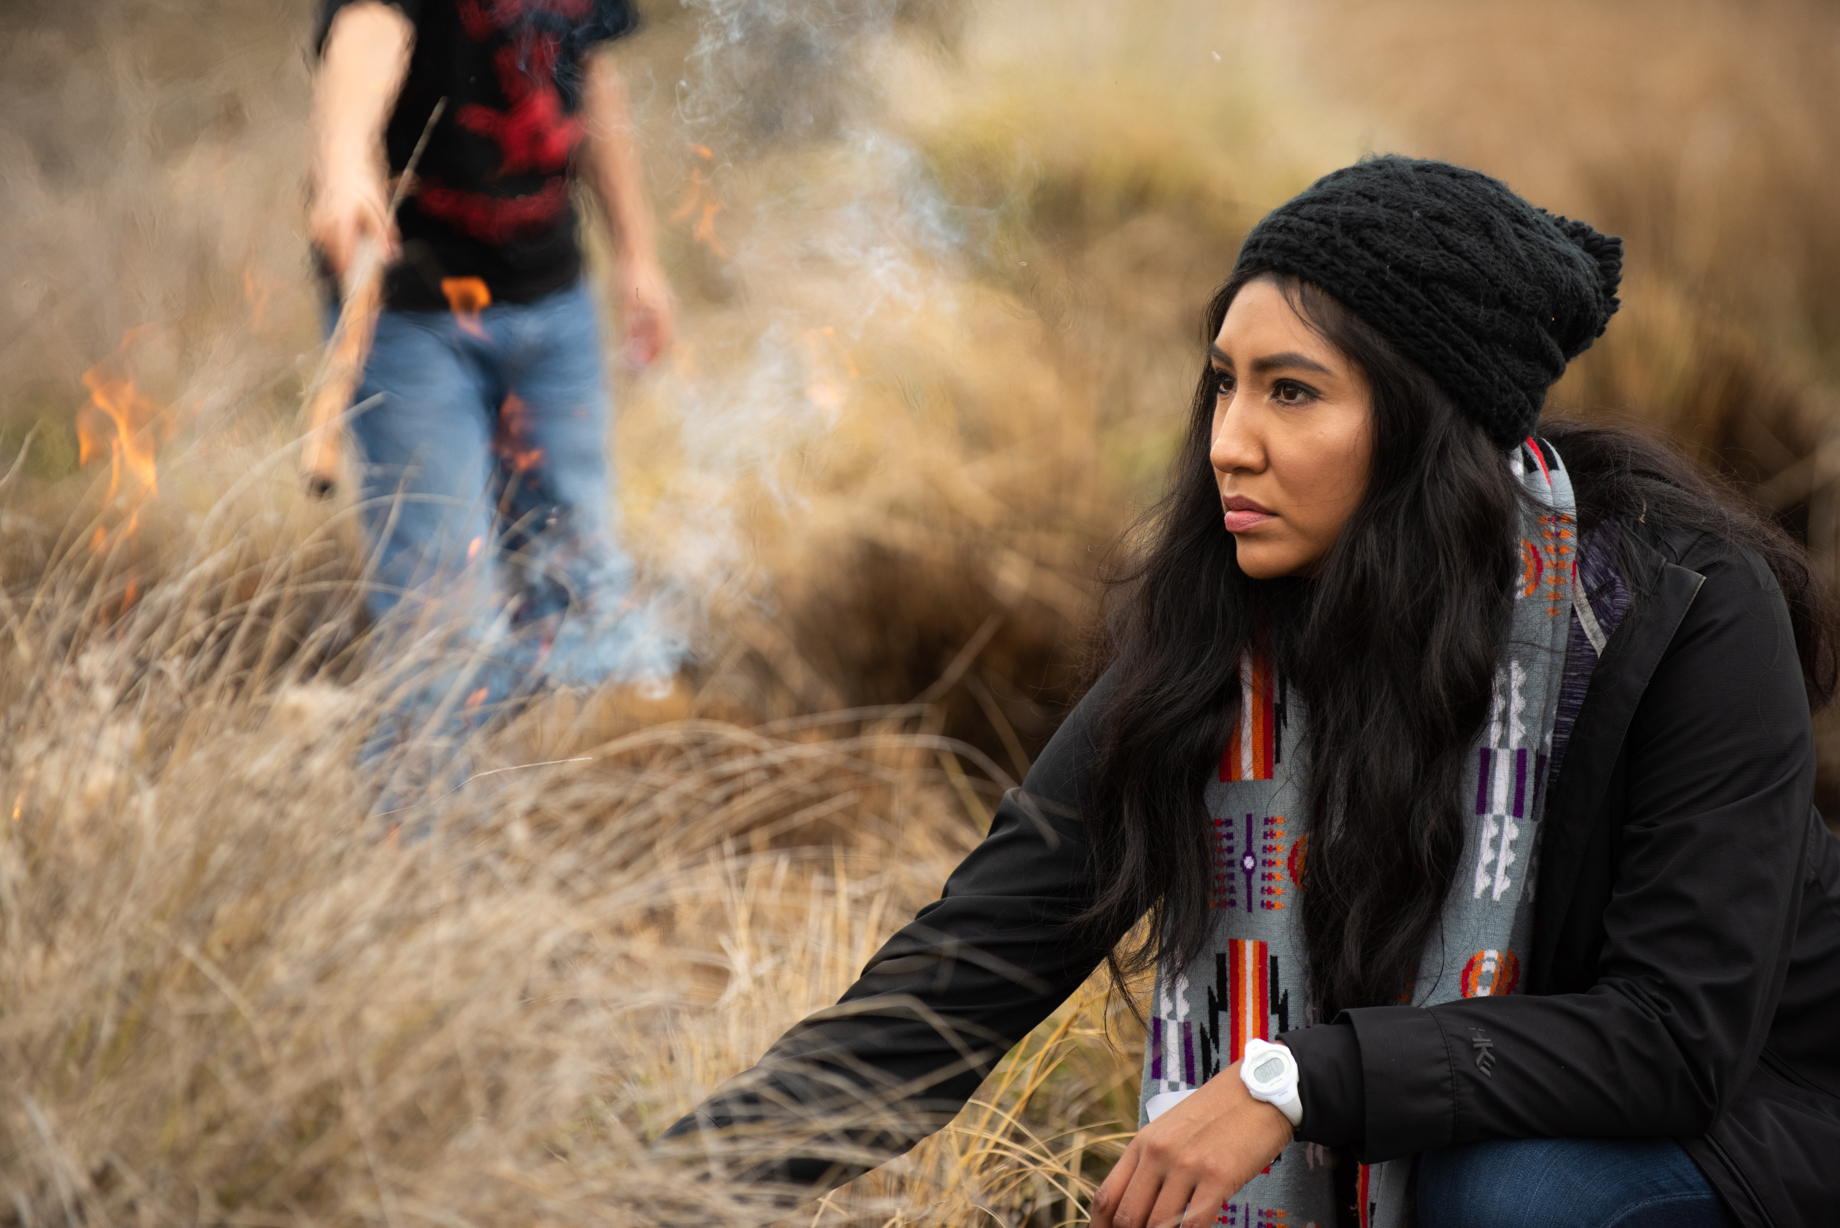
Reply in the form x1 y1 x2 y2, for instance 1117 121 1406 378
662 157 1840 1228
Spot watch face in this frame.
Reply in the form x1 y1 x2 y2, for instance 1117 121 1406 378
1251 1055 1287 1086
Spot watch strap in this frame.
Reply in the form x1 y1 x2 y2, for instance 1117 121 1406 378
1240 1039 1304 1128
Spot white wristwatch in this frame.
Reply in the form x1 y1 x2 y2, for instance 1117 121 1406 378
1239 1038 1304 1128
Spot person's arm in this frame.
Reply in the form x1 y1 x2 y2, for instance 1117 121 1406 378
657 675 1122 1191
1090 1057 1293 1228
1296 537 1814 1159
578 51 675 368
309 1 414 282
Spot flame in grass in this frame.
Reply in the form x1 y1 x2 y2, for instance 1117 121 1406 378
75 331 167 615
78 369 161 518
494 393 543 475
442 277 492 340
800 326 859 424
670 144 726 258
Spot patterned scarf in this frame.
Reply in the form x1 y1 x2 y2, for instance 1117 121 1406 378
1137 440 1580 1228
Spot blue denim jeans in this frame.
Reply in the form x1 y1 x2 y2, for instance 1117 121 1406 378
338 280 666 774
1417 1138 1738 1228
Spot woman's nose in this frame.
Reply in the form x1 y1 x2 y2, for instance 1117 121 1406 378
1210 402 1261 474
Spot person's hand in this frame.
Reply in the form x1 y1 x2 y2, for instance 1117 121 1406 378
617 255 676 369
1090 1061 1294 1228
309 1 412 286
310 162 398 287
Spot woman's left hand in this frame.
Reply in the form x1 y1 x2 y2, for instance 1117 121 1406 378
1090 1060 1294 1228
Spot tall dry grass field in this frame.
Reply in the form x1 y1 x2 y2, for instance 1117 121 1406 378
3 0 1839 1224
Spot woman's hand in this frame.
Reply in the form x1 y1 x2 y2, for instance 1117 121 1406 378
1091 1061 1294 1228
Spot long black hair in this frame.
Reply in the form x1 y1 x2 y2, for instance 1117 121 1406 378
1081 272 1837 1020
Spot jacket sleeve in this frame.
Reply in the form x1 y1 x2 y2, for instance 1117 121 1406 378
1316 537 1815 1162
656 673 1124 1188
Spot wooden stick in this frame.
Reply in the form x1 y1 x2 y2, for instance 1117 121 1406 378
298 98 445 498
299 239 384 497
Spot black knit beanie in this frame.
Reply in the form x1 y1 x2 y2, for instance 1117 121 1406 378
1231 155 1624 449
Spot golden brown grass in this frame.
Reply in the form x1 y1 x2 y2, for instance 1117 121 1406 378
5 0 1840 1224
0 2 1152 1219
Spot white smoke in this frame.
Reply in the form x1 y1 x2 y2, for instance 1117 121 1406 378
596 0 974 694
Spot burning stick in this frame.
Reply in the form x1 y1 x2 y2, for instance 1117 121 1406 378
299 99 444 498
298 239 384 497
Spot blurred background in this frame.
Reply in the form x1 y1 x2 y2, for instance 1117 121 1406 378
2 0 1836 1224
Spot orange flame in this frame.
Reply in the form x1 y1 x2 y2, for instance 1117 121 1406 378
463 687 489 727
442 277 492 340
799 326 859 422
670 145 726 258
493 393 544 474
77 356 162 553
76 330 167 615
10 792 21 822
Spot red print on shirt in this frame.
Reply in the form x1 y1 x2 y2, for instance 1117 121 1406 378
457 0 592 40
416 0 598 243
417 177 572 244
457 39 582 177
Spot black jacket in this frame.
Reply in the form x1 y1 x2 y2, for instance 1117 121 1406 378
665 524 1840 1228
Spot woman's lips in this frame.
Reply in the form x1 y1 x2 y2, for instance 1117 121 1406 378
1224 509 1277 532
1222 496 1276 533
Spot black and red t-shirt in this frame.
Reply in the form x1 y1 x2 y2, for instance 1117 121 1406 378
313 0 638 310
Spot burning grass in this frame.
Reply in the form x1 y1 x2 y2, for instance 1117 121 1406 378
0 562 1139 1224
5 0 1840 1223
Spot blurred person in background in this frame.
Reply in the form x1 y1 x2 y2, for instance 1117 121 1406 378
309 0 674 782
660 158 1840 1228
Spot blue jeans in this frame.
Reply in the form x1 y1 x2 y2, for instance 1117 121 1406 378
340 280 670 773
1417 1138 1738 1228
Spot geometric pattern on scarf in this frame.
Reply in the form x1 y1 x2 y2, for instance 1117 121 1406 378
1137 439 1579 1228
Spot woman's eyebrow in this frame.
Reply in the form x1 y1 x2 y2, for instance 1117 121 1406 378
1249 350 1333 376
1206 344 1333 376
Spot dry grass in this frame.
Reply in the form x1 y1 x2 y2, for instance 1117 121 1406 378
0 2 1148 1220
0 429 1139 1225
4 0 1840 1223
1301 0 1840 802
